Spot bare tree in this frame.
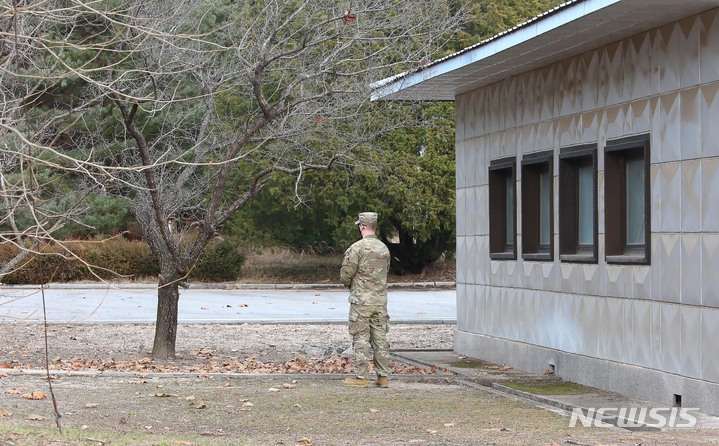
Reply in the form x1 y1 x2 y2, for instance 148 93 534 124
0 0 464 358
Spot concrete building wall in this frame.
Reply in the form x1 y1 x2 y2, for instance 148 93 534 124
454 8 719 414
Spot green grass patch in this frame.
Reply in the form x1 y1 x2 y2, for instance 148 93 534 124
449 358 495 369
502 379 590 395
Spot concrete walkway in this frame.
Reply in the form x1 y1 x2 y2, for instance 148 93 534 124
394 350 719 431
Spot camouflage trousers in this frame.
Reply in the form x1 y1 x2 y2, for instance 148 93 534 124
348 304 390 379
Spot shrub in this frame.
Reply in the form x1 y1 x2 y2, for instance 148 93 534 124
0 242 90 284
191 238 245 282
0 237 246 284
85 238 159 279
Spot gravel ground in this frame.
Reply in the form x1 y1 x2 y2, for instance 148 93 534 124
1 322 455 373
3 323 719 446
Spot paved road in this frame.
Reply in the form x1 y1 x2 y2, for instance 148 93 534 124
0 284 456 324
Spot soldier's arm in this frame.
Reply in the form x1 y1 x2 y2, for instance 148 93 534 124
339 247 359 287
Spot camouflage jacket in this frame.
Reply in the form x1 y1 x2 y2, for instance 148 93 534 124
340 235 390 305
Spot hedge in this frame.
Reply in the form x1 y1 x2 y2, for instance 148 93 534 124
0 238 245 284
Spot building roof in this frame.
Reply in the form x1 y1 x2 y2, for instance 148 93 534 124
372 0 719 102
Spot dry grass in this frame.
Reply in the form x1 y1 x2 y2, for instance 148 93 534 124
238 247 456 284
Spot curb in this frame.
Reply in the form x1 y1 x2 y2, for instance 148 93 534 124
0 282 456 291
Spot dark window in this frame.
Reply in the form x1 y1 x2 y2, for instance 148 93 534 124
522 151 554 261
489 157 516 260
605 134 651 264
559 144 597 263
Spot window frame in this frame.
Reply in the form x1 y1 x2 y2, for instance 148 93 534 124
521 151 554 261
559 144 598 263
604 134 651 265
489 157 517 260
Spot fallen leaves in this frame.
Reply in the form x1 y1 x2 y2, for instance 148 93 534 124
4 352 448 376
189 399 207 409
0 409 11 417
296 437 314 446
486 364 512 371
21 391 47 400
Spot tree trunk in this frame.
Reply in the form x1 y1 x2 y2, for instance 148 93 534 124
152 278 180 359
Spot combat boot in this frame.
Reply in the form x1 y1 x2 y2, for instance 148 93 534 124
375 376 389 388
342 377 369 387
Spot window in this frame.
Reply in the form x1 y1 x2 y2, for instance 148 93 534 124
489 157 516 260
559 144 597 263
605 134 651 264
522 151 554 260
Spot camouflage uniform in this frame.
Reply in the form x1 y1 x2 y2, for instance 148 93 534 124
340 213 391 380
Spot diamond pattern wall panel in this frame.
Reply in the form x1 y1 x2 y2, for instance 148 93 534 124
650 303 662 369
455 94 467 141
465 91 478 140
655 23 682 94
701 84 719 158
456 142 467 189
681 306 702 379
600 42 625 108
660 304 682 374
626 33 653 100
581 110 600 144
681 234 702 305
474 285 486 333
700 9 719 84
538 65 556 122
606 265 626 298
579 51 600 111
465 236 477 285
519 72 537 126
456 236 467 284
657 92 682 163
456 188 467 237
678 16 702 89
467 138 489 186
605 298 626 362
659 162 682 232
627 99 652 136
633 265 652 301
702 307 719 381
702 234 719 308
681 160 702 232
632 300 652 367
701 158 719 232
475 236 489 286
456 284 468 331
660 234 681 303
681 87 702 160
580 296 599 357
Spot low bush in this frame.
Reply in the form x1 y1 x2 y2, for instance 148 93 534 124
0 237 245 284
85 238 159 279
0 242 89 284
190 238 245 282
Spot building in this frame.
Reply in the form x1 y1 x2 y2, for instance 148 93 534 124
374 0 719 414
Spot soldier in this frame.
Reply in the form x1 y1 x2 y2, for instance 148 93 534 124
340 212 392 388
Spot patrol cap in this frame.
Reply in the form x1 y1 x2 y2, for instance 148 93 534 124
355 212 378 225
